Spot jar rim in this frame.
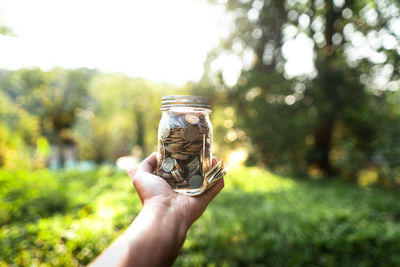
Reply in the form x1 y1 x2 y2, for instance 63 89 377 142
161 95 211 111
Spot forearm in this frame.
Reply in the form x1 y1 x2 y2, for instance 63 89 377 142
90 202 189 267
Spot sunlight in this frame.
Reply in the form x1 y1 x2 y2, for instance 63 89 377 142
226 149 248 167
0 0 226 84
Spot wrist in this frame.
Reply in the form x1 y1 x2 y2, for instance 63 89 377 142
125 200 189 244
143 200 190 233
114 200 189 267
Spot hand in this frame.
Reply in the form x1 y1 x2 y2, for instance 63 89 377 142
126 152 224 229
90 153 223 267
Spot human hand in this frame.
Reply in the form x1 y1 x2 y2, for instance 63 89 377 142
126 152 224 229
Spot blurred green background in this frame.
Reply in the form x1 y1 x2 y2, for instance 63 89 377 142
1 0 400 266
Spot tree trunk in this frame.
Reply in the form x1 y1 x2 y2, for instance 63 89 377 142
58 138 65 169
312 119 334 175
309 0 341 176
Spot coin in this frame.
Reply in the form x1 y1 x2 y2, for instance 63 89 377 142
164 178 175 184
171 170 180 182
171 153 189 160
185 156 199 170
160 172 173 179
198 127 209 134
189 175 204 189
161 157 174 172
173 159 183 173
160 125 170 139
186 144 202 152
166 144 182 153
181 151 198 155
176 181 189 188
171 169 183 182
184 141 201 148
185 114 200 125
181 126 200 141
188 164 200 177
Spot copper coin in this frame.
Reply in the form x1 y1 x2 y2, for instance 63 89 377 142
171 153 189 160
198 127 209 134
166 144 182 153
183 151 199 156
171 170 180 182
164 178 175 184
186 144 202 152
185 114 200 125
176 181 189 188
161 157 174 172
171 169 183 182
171 127 182 131
173 159 183 173
160 172 173 179
181 126 200 141
184 141 201 148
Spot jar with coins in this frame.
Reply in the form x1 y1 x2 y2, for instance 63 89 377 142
156 95 213 196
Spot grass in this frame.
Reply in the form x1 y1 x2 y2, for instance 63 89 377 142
1 166 400 266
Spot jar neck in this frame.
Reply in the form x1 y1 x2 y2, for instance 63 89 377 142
162 106 211 114
161 95 211 111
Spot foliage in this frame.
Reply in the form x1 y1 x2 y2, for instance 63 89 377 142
1 167 400 266
0 68 94 168
201 0 400 179
0 68 187 168
73 73 187 162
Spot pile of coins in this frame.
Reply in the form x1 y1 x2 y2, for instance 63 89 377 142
203 160 227 190
157 112 212 190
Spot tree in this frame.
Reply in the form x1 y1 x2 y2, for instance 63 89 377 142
204 0 400 176
0 68 95 168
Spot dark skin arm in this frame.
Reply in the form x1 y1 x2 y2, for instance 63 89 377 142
89 152 224 267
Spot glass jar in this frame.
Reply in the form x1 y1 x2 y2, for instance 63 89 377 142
156 95 213 196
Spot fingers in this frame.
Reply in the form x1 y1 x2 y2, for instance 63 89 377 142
130 153 225 206
140 152 158 173
126 152 157 182
131 166 169 203
212 157 217 167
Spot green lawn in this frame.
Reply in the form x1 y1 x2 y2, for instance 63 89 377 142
1 167 400 266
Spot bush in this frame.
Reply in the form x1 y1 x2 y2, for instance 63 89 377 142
1 167 400 266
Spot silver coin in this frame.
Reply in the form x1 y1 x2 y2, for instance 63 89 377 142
186 156 199 171
161 157 174 172
185 114 200 125
189 175 204 189
188 164 200 178
160 125 170 139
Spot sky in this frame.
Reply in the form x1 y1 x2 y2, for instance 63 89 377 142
0 0 330 86
1 0 398 88
0 0 227 84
